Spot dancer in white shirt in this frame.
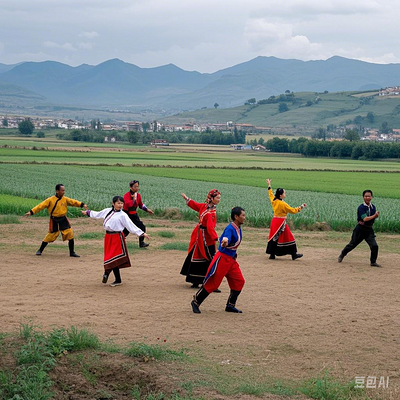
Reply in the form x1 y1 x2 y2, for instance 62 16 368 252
82 196 150 286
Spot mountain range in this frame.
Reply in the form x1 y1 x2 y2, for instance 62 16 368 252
0 56 400 113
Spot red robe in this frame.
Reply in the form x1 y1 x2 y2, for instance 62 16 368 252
187 200 218 262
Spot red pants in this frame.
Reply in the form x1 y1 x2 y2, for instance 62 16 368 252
203 252 245 293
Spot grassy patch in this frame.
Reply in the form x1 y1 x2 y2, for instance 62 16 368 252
159 242 188 251
158 231 176 238
79 231 104 239
0 214 21 224
124 342 188 362
126 241 142 252
299 371 365 400
0 324 373 400
236 380 297 396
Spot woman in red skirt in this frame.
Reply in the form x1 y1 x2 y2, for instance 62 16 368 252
82 196 150 286
266 179 306 260
180 189 221 289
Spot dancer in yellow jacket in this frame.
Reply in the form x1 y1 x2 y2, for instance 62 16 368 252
266 179 306 260
24 183 87 257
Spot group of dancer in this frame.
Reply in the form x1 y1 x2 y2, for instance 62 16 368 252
179 179 308 313
25 178 381 312
25 180 152 287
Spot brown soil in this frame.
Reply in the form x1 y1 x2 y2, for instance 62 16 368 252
1 217 399 399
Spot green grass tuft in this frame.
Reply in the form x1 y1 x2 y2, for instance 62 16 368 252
299 371 364 400
79 231 104 239
0 214 21 224
236 381 297 396
124 342 188 361
159 242 188 251
158 231 176 238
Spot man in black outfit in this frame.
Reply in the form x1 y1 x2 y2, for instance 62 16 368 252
338 190 381 267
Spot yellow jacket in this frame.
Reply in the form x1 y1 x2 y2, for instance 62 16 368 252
268 188 301 217
30 195 83 217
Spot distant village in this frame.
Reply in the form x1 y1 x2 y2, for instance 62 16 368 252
0 115 272 135
2 85 400 145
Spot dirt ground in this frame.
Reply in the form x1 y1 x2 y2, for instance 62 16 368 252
1 216 399 399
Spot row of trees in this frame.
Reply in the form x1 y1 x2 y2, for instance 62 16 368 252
127 128 246 145
263 137 400 159
54 128 247 146
56 129 122 143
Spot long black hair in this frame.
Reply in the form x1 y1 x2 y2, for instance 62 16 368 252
274 188 284 201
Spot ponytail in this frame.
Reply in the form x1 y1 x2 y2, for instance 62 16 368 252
274 188 284 201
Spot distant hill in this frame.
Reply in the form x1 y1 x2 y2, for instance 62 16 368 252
162 90 400 134
0 56 399 114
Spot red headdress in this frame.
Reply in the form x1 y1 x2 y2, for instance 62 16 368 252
206 189 221 203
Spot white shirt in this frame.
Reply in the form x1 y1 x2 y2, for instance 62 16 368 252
88 208 144 236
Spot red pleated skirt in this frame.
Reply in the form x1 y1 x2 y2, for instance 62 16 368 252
104 232 131 272
266 217 297 256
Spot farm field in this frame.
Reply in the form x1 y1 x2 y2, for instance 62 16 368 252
1 163 400 232
1 137 400 172
0 216 399 399
0 138 400 231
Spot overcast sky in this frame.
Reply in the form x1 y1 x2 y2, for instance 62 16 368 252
0 0 399 73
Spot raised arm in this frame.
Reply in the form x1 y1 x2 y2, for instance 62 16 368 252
266 179 274 204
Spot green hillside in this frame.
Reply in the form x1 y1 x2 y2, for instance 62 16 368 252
161 90 400 133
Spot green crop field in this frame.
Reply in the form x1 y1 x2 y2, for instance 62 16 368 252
1 163 399 232
1 137 399 231
1 142 400 171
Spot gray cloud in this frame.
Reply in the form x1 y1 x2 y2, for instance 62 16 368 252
0 0 398 72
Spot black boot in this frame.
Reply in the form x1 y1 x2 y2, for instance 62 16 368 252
109 267 122 286
191 287 210 314
139 235 149 248
292 253 303 260
225 290 243 313
36 241 48 256
102 271 110 284
69 239 80 257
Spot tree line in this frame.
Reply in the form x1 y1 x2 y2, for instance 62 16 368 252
54 127 247 146
262 137 400 159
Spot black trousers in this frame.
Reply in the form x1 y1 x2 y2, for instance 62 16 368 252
341 225 378 263
123 213 146 243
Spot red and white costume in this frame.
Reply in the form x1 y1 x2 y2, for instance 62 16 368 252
87 208 144 272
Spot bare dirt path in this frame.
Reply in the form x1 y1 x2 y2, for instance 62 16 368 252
1 217 399 398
